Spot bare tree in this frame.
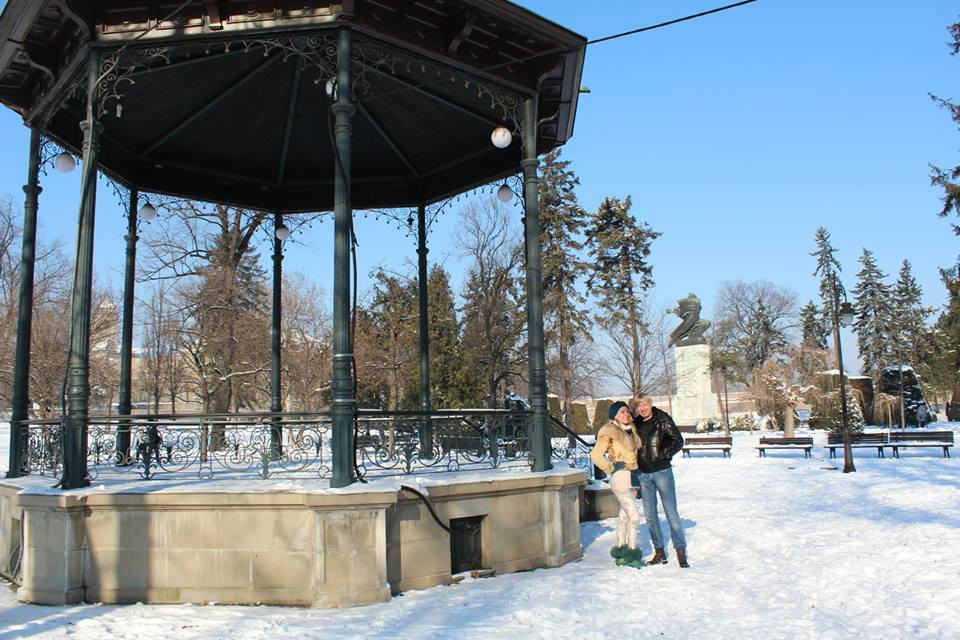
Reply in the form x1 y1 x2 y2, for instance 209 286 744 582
141 200 272 415
275 272 332 413
0 198 72 407
712 279 797 385
546 334 603 406
138 283 186 412
457 199 526 408
599 300 674 399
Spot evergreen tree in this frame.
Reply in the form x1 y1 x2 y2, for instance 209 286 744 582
424 266 462 408
181 206 271 415
367 269 418 410
811 226 845 334
585 196 661 397
930 21 960 231
538 149 591 428
742 298 789 369
808 381 865 434
931 263 960 417
800 300 828 349
892 259 932 378
851 248 894 381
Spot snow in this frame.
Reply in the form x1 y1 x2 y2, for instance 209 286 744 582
2 424 960 639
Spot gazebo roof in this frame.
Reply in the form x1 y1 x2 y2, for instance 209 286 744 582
0 1 586 211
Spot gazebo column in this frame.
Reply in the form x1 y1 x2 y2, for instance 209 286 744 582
63 53 102 490
270 212 283 459
521 98 552 472
416 203 433 455
6 129 42 479
330 26 356 488
116 186 138 464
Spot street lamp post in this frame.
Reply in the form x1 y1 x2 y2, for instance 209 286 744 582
830 275 856 473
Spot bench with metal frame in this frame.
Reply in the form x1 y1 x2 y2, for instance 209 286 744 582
888 431 954 458
682 436 732 458
825 433 890 458
756 436 814 458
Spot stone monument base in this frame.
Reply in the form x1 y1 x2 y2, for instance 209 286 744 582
672 343 719 425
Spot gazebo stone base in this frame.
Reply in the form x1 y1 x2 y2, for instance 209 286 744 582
0 469 585 608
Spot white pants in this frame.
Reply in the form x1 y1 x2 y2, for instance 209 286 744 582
611 469 640 549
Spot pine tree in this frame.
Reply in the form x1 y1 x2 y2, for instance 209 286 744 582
368 269 418 410
538 149 591 428
424 266 461 408
930 21 960 231
585 196 661 397
811 227 845 336
184 205 271 415
809 389 865 434
742 298 789 369
851 248 894 380
892 260 932 378
931 263 960 417
800 300 828 349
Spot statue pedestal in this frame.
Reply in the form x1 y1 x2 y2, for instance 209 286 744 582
671 343 718 426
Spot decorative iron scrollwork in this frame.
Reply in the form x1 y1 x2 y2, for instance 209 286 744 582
18 408 596 487
209 33 338 86
352 36 526 134
97 46 171 119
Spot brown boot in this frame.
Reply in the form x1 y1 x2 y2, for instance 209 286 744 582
648 547 668 565
676 548 689 568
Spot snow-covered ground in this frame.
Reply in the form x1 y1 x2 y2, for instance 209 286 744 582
2 423 960 639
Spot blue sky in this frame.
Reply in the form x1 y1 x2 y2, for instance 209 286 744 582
0 1 958 380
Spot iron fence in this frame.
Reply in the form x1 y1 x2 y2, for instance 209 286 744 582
10 409 597 485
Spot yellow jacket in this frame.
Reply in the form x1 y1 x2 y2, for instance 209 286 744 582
590 420 643 475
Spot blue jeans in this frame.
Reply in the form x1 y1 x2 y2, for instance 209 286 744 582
637 467 686 550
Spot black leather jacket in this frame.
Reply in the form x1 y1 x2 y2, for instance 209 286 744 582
633 407 684 473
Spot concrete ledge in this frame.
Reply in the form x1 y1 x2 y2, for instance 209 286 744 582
1 470 587 608
17 586 85 605
581 485 621 521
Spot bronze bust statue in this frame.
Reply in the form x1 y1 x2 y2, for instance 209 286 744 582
668 293 710 347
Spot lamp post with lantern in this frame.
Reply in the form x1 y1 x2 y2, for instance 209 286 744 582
830 275 856 473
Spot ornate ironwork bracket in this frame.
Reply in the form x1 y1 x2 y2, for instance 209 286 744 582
97 46 172 119
352 36 526 135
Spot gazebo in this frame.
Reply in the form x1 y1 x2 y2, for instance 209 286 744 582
0 0 596 608
1 0 586 489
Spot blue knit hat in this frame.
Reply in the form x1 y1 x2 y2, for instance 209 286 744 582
608 401 629 420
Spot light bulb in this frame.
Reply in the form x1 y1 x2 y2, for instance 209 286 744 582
276 224 291 241
497 184 513 203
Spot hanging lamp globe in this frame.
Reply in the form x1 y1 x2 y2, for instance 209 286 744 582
490 126 512 149
275 224 291 241
496 184 513 203
53 152 76 173
839 301 855 327
140 202 157 221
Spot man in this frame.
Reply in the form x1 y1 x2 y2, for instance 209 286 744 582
633 395 689 568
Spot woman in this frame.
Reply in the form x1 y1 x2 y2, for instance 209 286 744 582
590 401 645 568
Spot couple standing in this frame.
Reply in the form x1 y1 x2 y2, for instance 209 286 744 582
590 396 688 569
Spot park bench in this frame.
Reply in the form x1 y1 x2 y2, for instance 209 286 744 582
888 431 954 458
756 436 814 458
826 433 890 458
681 436 732 457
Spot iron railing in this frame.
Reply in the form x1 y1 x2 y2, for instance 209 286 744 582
10 409 598 485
